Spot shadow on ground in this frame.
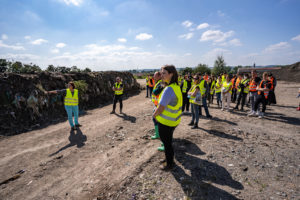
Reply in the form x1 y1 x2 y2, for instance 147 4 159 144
114 112 136 123
172 138 243 200
49 127 87 156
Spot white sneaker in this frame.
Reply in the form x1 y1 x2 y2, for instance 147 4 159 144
248 111 255 116
258 112 264 119
221 108 224 111
247 110 253 114
255 111 260 116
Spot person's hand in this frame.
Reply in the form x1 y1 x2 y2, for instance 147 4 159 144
44 91 48 95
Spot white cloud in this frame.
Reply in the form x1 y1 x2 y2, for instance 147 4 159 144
118 38 127 43
62 0 83 6
135 33 153 40
197 23 209 30
56 43 66 48
178 33 194 40
31 39 48 45
0 53 39 61
51 49 60 54
263 42 290 53
200 30 234 43
182 20 193 28
291 34 300 41
219 38 242 46
24 36 31 40
1 34 8 40
0 40 25 50
184 53 192 56
24 11 42 22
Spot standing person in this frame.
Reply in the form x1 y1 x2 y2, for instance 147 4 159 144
111 77 123 114
231 74 237 103
46 81 81 131
249 72 271 118
234 74 250 111
150 72 164 142
146 75 150 98
297 88 300 111
221 75 233 111
215 76 222 108
181 75 192 113
248 70 261 115
198 75 212 118
153 65 182 171
187 74 201 129
208 76 216 106
148 75 155 98
268 73 277 105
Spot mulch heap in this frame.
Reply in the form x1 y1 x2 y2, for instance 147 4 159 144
273 62 300 83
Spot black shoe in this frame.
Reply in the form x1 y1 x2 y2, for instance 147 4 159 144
75 124 82 127
110 110 115 114
71 126 77 131
240 108 244 111
206 115 212 119
234 106 238 110
188 122 194 126
160 162 175 171
192 124 198 129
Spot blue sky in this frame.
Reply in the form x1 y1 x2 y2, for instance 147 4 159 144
0 0 300 71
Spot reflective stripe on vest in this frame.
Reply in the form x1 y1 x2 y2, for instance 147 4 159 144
156 83 182 127
182 80 188 93
188 84 199 103
146 77 149 86
152 80 162 106
64 89 78 106
114 82 123 95
223 81 232 94
257 81 269 99
210 80 216 94
199 79 206 95
238 79 249 93
249 80 257 92
215 80 222 93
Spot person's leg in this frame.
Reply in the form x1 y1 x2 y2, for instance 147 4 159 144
202 97 211 117
190 103 195 124
65 105 74 127
186 97 190 112
112 95 117 112
192 104 199 128
158 123 175 166
73 105 79 125
250 92 254 112
235 92 241 109
119 95 123 112
261 97 267 113
221 93 225 110
241 93 247 110
216 93 221 107
226 93 231 110
211 92 214 104
254 95 263 112
146 86 149 97
182 93 187 112
149 87 153 97
198 105 202 116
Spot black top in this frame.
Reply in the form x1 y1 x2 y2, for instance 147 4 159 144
56 89 78 97
153 82 164 96
180 79 192 92
259 80 272 96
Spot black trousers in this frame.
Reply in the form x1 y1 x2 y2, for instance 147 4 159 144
254 95 267 113
113 95 123 111
158 122 176 166
182 92 190 111
236 92 247 109
231 88 237 102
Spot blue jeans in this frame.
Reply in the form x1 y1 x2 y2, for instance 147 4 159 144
191 103 200 125
216 92 221 105
65 105 79 127
199 97 210 116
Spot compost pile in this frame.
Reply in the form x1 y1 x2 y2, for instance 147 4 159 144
0 71 140 136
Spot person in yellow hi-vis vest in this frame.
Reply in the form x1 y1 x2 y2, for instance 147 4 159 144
111 77 124 114
234 74 250 111
46 81 81 131
221 75 233 111
153 65 182 171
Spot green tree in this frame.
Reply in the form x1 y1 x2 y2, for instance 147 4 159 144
193 63 211 75
9 61 23 73
56 66 70 73
182 67 193 75
82 67 92 73
0 59 9 72
46 65 56 72
212 56 226 75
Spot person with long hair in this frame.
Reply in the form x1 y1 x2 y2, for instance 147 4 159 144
187 74 201 129
153 65 182 171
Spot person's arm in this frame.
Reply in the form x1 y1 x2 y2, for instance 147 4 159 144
45 89 65 95
191 87 200 97
153 104 165 118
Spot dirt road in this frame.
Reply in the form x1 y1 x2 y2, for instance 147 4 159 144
0 80 299 200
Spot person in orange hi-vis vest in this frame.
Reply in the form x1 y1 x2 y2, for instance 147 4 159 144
148 75 155 98
247 70 261 115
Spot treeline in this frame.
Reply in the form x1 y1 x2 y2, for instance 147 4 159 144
0 59 92 73
181 56 251 76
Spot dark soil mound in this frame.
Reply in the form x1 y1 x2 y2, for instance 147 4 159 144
0 71 141 136
273 62 300 83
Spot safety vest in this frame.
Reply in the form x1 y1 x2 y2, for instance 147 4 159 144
249 79 257 92
223 81 232 94
152 80 162 106
146 77 149 86
182 80 188 93
148 78 154 87
114 82 123 95
222 75 225 83
199 79 206 95
178 77 182 85
64 89 78 106
241 79 250 94
189 84 201 104
204 75 209 81
156 83 182 127
257 81 269 99
210 80 216 94
235 78 241 89
215 80 222 93
270 77 274 90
